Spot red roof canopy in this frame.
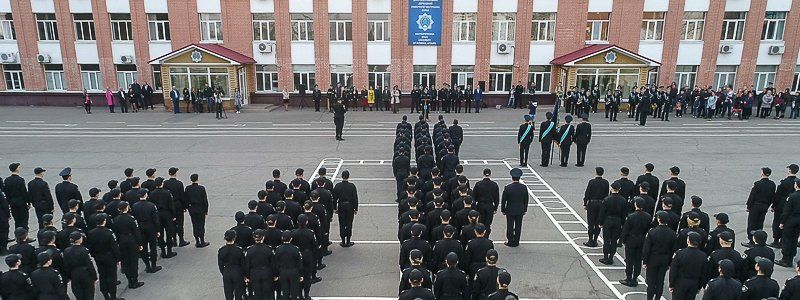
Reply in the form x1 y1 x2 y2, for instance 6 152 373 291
550 44 660 66
149 43 256 65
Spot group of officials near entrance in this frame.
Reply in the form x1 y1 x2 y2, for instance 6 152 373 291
582 162 800 300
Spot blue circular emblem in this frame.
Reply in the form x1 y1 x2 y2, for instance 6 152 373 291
191 51 203 63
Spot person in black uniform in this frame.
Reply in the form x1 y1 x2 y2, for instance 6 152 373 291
745 167 776 245
501 168 528 247
598 182 626 265
86 213 123 300
122 177 142 207
30 252 69 299
5 163 31 231
635 163 660 200
638 89 651 126
34 229 63 276
583 167 609 247
164 167 190 247
312 85 322 112
433 252 468 300
9 228 36 274
742 258 780 300
486 271 518 300
218 229 245 300
781 260 800 299
113 201 144 289
54 167 82 214
706 231 743 283
742 230 774 280
777 179 800 267
772 164 798 248
517 115 534 167
659 166 687 200
472 249 503 300
63 231 98 300
473 169 499 230
707 213 735 253
668 232 707 300
555 115 575 167
393 148 412 201
333 170 358 247
574 114 592 167
292 214 320 298
643 211 677 300
333 99 347 141
702 259 742 300
28 167 54 230
150 178 178 258
141 168 157 193
131 189 162 273
244 229 274 300
274 230 303 300
538 112 556 167
399 269 435 300
0 182 8 255
120 168 135 194
2 254 34 299
449 120 463 156
619 198 652 287
185 174 210 248
55 213 81 251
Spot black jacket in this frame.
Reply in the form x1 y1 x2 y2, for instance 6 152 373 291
583 177 609 205
333 181 358 212
54 181 82 213
163 178 186 210
28 177 54 212
574 122 592 145
747 178 776 208
501 182 529 216
185 183 209 215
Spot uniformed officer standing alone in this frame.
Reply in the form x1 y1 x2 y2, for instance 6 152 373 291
185 174 210 248
501 168 529 247
333 170 358 247
333 99 347 141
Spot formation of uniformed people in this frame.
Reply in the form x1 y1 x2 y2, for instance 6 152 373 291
0 165 209 299
579 162 800 300
532 112 593 168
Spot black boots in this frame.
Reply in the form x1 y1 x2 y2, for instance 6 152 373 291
196 236 210 248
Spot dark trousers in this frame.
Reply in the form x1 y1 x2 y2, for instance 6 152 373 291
624 244 643 280
249 270 275 300
466 100 472 113
71 271 95 300
505 214 523 246
671 278 699 300
190 213 206 239
84 103 92 113
35 208 50 229
119 239 139 283
519 142 531 165
10 202 29 230
772 208 783 244
645 258 670 300
175 211 186 242
559 142 572 166
608 108 618 121
576 143 588 166
585 201 602 243
216 103 224 119
120 101 129 113
140 228 159 267
746 203 769 241
338 209 355 239
314 99 320 112
540 141 552 166
0 217 8 250
334 117 344 139
223 267 246 300
96 255 119 299
172 100 180 113
639 113 648 126
109 105 115 113
158 213 177 250
279 269 301 300
782 218 800 262
477 206 495 230
411 100 419 113
145 96 153 109
628 104 636 117
395 175 408 200
602 219 622 259
661 106 671 121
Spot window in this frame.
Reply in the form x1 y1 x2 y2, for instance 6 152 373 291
413 65 436 88
489 65 513 92
674 65 697 89
256 65 278 92
73 14 96 41
793 66 800 92
152 65 163 91
648 71 658 85
293 65 315 91
0 14 16 40
330 65 353 87
753 65 777 91
110 14 132 41
200 13 223 42
761 11 786 41
450 65 474 89
116 65 137 89
528 66 551 92
531 13 556 41
36 13 58 41
721 12 746 41
329 14 352 41
453 13 476 42
586 13 611 42
492 13 516 42
44 64 65 91
368 14 390 42
713 66 737 90
291 14 314 41
80 64 102 91
368 65 391 89
147 13 170 41
681 12 705 40
253 13 275 41
169 67 230 97
641 12 665 41
3 64 23 90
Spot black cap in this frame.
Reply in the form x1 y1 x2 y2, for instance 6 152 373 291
409 269 423 282
446 252 459 265
168 167 179 175
5 254 21 267
718 231 734 243
89 188 101 197
410 249 423 260
252 229 265 239
59 167 72 177
14 227 27 238
155 177 164 186
610 181 621 190
145 168 156 177
789 164 799 174
224 229 237 241
756 257 774 273
124 168 134 177
9 162 20 172
34 167 46 174
37 252 52 265
753 230 767 243
69 231 83 242
714 213 729 224
42 214 54 224
510 168 522 178
486 249 499 261
235 211 245 222
497 271 511 285
687 232 701 246
137 189 148 198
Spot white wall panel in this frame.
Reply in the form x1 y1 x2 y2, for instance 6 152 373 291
144 0 168 13
725 0 750 12
68 0 92 13
588 0 612 12
367 0 391 13
0 42 19 57
638 42 663 62
110 42 135 64
489 44 515 65
756 42 785 65
289 0 314 13
250 0 275 13
533 0 558 12
106 0 130 13
451 44 476 65
252 42 277 64
196 0 221 13
766 0 792 12
528 43 555 65
37 42 63 63
453 0 478 13
684 0 709 11
329 0 352 13
31 0 55 13
413 46 437 65
329 43 353 64
75 42 99 63
148 42 172 62
676 42 703 65
290 42 315 64
715 42 744 65
643 0 668 11
493 0 517 13
367 44 391 64
0 0 11 12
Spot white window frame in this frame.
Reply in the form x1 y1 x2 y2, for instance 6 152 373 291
641 12 665 41
451 72 474 89
413 72 435 88
330 72 352 87
36 13 59 41
147 13 170 41
110 14 133 41
753 66 777 91
492 13 516 42
291 15 314 41
151 66 162 91
44 65 65 91
674 66 697 89
713 66 737 90
368 19 390 42
256 65 278 92
293 72 315 91
81 70 103 91
453 13 476 42
116 70 137 90
0 14 16 40
761 11 786 41
648 71 658 85
368 71 391 89
586 13 611 42
721 12 746 41
253 14 275 42
329 20 352 41
681 12 705 41
528 66 551 93
489 72 513 92
792 71 800 92
73 14 96 41
531 13 556 42
3 65 23 90
200 13 223 42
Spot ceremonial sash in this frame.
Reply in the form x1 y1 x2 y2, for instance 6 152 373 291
559 125 573 144
541 122 555 140
519 124 532 144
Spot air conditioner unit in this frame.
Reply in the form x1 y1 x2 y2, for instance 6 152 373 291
258 42 274 53
36 54 51 63
120 55 135 64
0 52 17 63
497 43 512 54
768 45 785 55
719 44 732 54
